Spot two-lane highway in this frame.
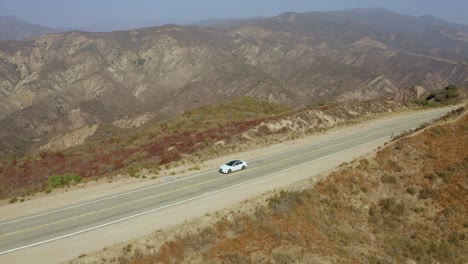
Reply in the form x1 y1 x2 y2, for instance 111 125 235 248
0 107 456 262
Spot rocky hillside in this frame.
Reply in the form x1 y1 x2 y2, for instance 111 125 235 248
120 108 467 263
1 8 468 157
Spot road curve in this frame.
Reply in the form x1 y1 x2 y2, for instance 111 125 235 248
0 107 455 263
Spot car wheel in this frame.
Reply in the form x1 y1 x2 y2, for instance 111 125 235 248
242 166 246 170
228 169 231 174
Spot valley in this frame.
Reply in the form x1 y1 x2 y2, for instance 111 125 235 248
0 6 467 264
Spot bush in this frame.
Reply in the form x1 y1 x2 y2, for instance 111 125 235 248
418 188 439 199
379 198 406 216
446 89 459 98
445 84 458 91
47 173 82 189
268 190 305 215
381 174 397 184
436 170 452 183
445 85 459 98
406 187 417 195
133 58 146 65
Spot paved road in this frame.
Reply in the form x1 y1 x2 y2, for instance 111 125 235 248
0 107 454 261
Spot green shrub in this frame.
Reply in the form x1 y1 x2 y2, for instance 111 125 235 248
446 90 459 98
47 173 82 189
445 84 458 91
445 85 459 98
47 174 63 188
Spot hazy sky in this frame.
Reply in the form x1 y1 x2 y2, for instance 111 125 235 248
0 0 467 28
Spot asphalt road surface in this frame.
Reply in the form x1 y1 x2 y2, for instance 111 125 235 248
0 107 456 263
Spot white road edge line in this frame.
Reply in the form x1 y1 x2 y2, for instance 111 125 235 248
0 107 447 226
0 135 389 255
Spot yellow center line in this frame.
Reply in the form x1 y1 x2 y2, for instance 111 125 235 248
0 117 426 239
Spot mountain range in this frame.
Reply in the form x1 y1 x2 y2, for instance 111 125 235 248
0 16 58 41
0 8 467 157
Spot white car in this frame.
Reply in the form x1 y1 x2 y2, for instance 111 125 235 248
219 160 247 174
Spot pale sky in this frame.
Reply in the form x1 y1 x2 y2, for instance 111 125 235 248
0 0 467 28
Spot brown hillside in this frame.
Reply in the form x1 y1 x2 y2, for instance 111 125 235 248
126 110 467 263
1 8 468 158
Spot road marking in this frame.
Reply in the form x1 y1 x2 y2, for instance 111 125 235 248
0 107 447 227
0 170 216 227
0 113 439 240
0 174 233 238
0 136 389 256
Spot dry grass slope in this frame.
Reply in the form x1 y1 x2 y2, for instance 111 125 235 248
127 111 467 263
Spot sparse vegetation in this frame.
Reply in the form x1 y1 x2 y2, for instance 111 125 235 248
126 112 467 263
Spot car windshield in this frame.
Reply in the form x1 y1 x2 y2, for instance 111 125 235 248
226 160 238 166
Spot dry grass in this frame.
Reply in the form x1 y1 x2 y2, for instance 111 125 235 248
127 114 468 263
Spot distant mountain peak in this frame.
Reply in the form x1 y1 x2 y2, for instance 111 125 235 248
0 15 32 25
348 7 395 13
418 14 445 24
0 16 58 41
